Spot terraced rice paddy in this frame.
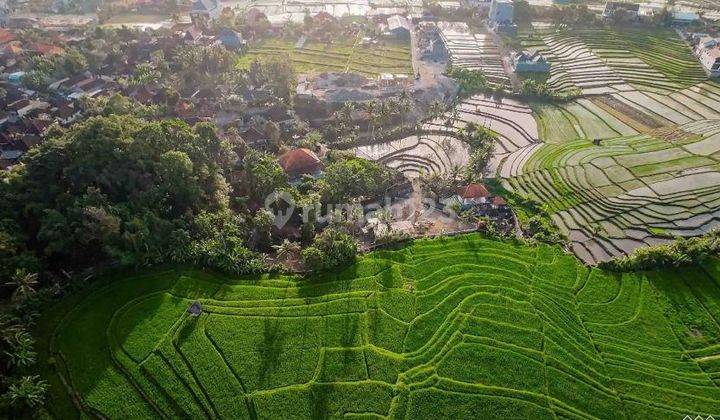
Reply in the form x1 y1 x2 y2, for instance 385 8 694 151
37 235 720 418
502 120 720 263
523 26 706 95
437 21 510 86
356 134 470 178
236 38 412 76
356 94 538 177
490 24 720 263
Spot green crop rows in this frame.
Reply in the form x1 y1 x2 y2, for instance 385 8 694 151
35 234 720 418
236 38 412 77
575 28 707 89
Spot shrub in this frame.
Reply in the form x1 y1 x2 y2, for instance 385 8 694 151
447 66 489 97
601 230 720 271
3 376 48 410
301 229 358 272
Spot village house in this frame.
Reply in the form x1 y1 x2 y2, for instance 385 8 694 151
453 183 513 233
28 42 65 56
0 28 15 45
695 35 718 54
218 29 245 50
279 148 323 181
313 11 337 27
700 48 720 76
456 183 491 207
55 102 81 125
386 15 411 40
189 0 220 28
512 50 550 73
637 2 665 19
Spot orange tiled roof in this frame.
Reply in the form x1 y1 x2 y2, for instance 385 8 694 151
29 42 65 56
0 29 16 45
457 183 490 199
279 148 322 176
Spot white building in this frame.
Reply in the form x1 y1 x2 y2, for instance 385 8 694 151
637 2 665 18
700 48 720 77
695 36 718 55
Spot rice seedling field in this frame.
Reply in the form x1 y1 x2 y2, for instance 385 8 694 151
236 38 412 76
437 21 510 86
35 234 720 418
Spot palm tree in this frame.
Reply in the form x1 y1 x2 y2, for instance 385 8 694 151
428 100 445 121
376 208 394 232
5 270 38 303
399 97 412 128
5 375 47 409
273 239 301 262
364 101 377 138
5 331 36 368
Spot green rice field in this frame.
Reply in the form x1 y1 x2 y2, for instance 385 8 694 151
35 235 720 418
236 38 412 77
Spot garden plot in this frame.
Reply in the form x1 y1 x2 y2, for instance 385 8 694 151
437 21 510 86
456 96 538 152
672 88 720 119
39 235 720 419
503 126 720 264
561 102 626 140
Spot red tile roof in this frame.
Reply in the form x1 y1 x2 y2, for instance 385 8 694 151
3 42 23 55
492 196 507 206
0 29 16 45
29 42 65 56
279 148 322 177
457 183 490 199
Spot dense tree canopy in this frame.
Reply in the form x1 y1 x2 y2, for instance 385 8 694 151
0 115 266 275
317 154 397 203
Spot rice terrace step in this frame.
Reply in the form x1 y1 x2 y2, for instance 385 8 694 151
35 235 720 418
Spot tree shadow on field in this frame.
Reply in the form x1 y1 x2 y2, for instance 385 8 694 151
297 266 356 301
175 314 199 346
341 314 360 348
257 317 285 388
310 383 331 420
